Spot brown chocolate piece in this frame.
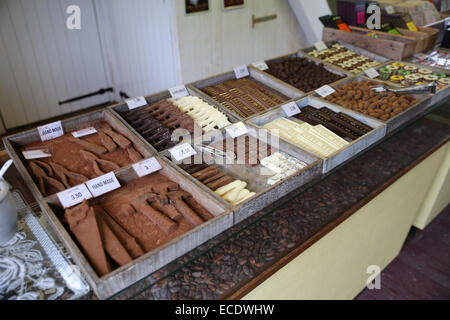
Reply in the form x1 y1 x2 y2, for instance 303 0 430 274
96 158 120 173
126 147 143 162
65 171 89 186
69 137 107 156
183 197 214 221
97 129 117 152
97 207 144 259
49 162 71 188
42 175 66 192
29 162 46 195
167 191 204 227
65 202 111 276
96 209 133 267
33 160 54 177
80 150 105 176
132 194 178 234
102 126 131 149
145 193 182 220
206 176 234 191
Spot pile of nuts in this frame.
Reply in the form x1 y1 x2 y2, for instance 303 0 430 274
324 80 418 121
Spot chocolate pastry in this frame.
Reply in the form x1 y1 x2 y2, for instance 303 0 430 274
201 78 288 118
65 201 111 276
69 137 107 156
266 57 344 92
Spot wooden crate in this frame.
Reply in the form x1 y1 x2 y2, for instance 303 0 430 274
311 77 434 134
187 67 304 121
397 26 439 53
40 158 232 299
3 109 154 201
248 95 387 173
322 26 417 60
109 87 241 154
301 40 390 76
248 51 349 96
163 125 323 225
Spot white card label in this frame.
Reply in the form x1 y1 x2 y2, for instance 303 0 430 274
315 85 336 98
57 184 93 208
314 41 328 52
364 68 380 79
126 97 147 110
226 122 248 138
22 150 52 160
234 65 250 79
38 121 64 142
385 5 395 14
169 85 189 99
169 143 197 161
414 53 428 60
72 127 97 138
132 157 162 178
85 172 121 198
282 102 301 117
252 61 269 71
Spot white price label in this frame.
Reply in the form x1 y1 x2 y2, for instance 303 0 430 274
169 143 197 162
57 184 93 208
252 61 269 71
314 41 328 52
72 127 97 138
226 122 248 139
169 85 190 99
234 65 250 79
315 85 335 98
85 172 121 198
126 97 147 110
132 157 162 178
385 5 395 14
414 53 428 60
364 68 380 79
22 150 52 160
37 121 64 142
282 102 301 117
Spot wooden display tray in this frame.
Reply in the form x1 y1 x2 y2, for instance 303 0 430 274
187 67 303 121
3 109 154 201
301 40 390 76
321 26 418 60
248 51 349 96
311 77 433 134
248 95 386 173
109 88 241 154
397 27 439 53
40 158 231 299
359 61 450 106
163 125 323 225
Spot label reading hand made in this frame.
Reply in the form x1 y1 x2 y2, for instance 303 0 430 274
282 102 301 117
169 143 197 162
38 121 64 142
315 85 335 98
314 41 328 52
85 172 121 198
364 68 380 79
226 122 248 139
126 97 147 110
57 184 93 208
252 61 269 71
22 150 52 160
72 127 97 138
132 157 162 178
169 85 189 99
234 65 250 79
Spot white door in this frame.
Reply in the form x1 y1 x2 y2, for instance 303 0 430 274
0 0 111 131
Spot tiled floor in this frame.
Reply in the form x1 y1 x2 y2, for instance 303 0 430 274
356 204 450 300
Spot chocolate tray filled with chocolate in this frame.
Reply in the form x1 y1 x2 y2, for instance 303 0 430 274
187 67 303 120
3 109 154 201
164 125 322 224
360 61 450 106
40 158 231 299
109 87 241 153
249 51 348 95
312 77 433 134
248 96 386 173
301 40 389 76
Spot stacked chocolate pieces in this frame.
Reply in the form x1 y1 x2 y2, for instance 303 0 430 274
217 136 273 167
180 162 235 192
201 78 287 118
266 57 344 93
294 106 373 141
120 100 201 151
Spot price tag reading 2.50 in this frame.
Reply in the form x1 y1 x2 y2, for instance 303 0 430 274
57 184 93 208
169 143 197 162
132 157 162 178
